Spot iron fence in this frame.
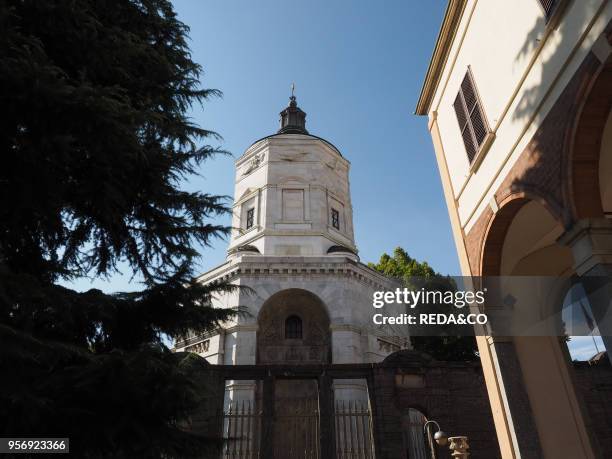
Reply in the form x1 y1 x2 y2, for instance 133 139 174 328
222 400 262 459
221 397 376 458
334 400 376 459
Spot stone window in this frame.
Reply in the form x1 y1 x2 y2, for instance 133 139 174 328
240 196 256 230
282 189 304 221
331 208 340 230
453 69 489 164
246 208 255 229
285 315 303 339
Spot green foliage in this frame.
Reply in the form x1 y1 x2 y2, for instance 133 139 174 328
369 247 478 361
0 0 236 456
368 247 436 279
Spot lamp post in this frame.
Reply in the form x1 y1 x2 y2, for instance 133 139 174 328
423 420 470 458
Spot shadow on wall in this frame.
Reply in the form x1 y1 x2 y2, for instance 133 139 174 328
512 2 592 124
504 2 610 226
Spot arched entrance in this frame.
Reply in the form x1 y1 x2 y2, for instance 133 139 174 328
570 55 612 219
257 288 331 365
401 408 429 459
256 289 331 458
481 195 596 458
598 101 612 216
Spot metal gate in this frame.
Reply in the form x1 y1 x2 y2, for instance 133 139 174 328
221 397 320 459
273 397 320 459
334 400 376 459
222 400 262 459
221 398 376 458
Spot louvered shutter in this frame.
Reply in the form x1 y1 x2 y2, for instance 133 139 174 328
539 0 557 18
453 70 489 164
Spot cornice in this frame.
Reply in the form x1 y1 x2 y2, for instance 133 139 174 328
227 229 357 255
415 0 468 115
196 256 396 290
243 133 346 161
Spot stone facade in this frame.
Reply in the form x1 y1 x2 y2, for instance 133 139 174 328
174 97 403 405
228 134 356 258
175 97 503 457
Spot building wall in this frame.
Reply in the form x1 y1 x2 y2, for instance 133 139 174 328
372 352 501 459
573 359 612 454
183 352 501 459
176 257 402 367
428 0 612 233
229 134 356 256
418 2 612 457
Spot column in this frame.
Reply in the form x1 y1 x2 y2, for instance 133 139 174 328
559 218 612 364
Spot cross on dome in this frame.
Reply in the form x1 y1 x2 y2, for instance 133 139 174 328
278 84 308 134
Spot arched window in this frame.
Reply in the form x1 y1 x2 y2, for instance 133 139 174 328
285 315 302 339
402 408 429 459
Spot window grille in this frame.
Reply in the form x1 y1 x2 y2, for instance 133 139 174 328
331 208 340 230
285 315 302 339
246 208 255 229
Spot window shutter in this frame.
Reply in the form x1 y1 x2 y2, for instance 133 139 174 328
460 74 477 111
471 105 487 146
538 0 557 18
453 94 468 130
453 70 489 164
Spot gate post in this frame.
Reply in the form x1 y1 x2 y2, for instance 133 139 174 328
366 373 381 458
261 373 275 458
318 372 336 459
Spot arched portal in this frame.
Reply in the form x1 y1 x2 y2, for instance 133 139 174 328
257 288 331 364
570 57 612 219
481 197 596 458
599 108 612 215
256 289 331 458
401 408 429 459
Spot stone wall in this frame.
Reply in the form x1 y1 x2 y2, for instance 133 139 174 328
371 351 501 459
183 351 500 459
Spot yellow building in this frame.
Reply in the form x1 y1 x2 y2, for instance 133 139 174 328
416 0 612 457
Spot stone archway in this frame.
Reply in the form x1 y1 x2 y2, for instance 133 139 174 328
256 288 331 365
479 197 597 458
569 54 612 219
599 108 612 215
256 289 331 458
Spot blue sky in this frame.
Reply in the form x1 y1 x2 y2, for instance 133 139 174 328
61 0 604 360
66 0 458 293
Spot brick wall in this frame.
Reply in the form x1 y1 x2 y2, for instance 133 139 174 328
183 352 500 458
464 29 612 276
573 358 612 455
372 351 501 459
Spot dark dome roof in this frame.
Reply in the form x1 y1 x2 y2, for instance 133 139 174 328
327 245 357 255
278 95 308 135
244 91 344 158
236 244 260 253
